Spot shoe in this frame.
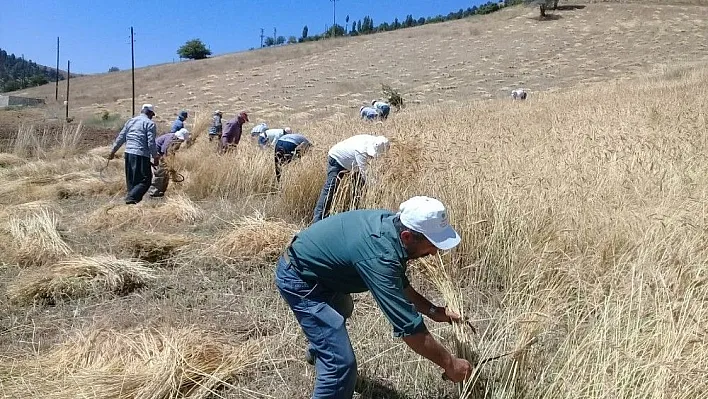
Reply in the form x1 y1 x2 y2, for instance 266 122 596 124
125 200 137 205
150 192 164 198
305 348 316 365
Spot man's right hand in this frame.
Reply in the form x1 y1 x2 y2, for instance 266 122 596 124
444 357 473 383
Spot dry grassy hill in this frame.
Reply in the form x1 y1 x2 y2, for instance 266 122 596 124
9 1 708 128
1 1 708 399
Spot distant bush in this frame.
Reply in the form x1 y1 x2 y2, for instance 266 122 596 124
108 67 120 73
382 84 404 110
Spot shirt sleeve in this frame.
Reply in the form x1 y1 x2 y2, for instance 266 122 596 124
111 119 130 154
147 122 158 157
356 258 425 337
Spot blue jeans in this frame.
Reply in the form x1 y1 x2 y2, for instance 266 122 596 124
124 153 153 204
275 255 356 399
312 157 348 223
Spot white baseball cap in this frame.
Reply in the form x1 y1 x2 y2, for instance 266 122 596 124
141 104 155 113
174 128 190 141
398 196 461 250
366 136 390 157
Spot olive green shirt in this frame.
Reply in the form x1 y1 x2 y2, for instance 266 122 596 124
288 209 425 337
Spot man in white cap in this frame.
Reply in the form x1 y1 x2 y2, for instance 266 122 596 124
109 104 160 204
148 128 190 198
258 127 292 148
312 134 390 223
511 88 527 100
275 196 472 399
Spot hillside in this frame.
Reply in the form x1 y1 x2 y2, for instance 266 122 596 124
1 1 708 399
9 2 708 128
0 48 71 93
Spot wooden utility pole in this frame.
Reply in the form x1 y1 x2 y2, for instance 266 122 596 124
260 28 265 48
55 37 59 101
131 26 136 116
330 0 338 37
65 60 70 120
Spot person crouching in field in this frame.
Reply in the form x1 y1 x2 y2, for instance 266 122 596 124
148 128 189 198
250 122 268 141
258 127 292 148
220 111 249 154
359 106 381 121
274 133 311 183
372 99 391 119
276 196 473 398
171 110 188 133
312 134 390 223
108 104 160 205
208 110 222 142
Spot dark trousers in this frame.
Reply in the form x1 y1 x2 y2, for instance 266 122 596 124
274 141 299 182
124 153 153 204
311 157 349 224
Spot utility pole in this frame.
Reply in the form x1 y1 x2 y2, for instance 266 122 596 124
260 28 265 48
131 26 135 116
330 0 338 37
273 27 277 44
55 37 59 101
65 60 70 120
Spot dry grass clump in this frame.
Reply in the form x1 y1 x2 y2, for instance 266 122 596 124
0 325 262 398
84 194 203 231
121 231 190 263
0 152 26 168
176 138 276 200
6 255 156 305
274 152 326 222
0 209 71 266
207 214 298 262
11 123 85 159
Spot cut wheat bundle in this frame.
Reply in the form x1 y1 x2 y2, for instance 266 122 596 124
6 255 156 305
0 325 263 398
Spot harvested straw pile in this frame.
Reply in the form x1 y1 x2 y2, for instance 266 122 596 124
84 195 203 231
208 214 298 262
0 152 26 168
0 325 262 398
7 255 156 305
0 209 71 266
121 232 190 263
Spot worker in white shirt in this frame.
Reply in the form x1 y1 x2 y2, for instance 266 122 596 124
372 100 391 119
258 127 292 148
360 106 381 121
250 122 269 140
311 134 390 223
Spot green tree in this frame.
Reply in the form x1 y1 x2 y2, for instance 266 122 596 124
108 66 120 72
302 25 308 40
326 24 346 37
276 36 286 45
177 39 212 60
264 37 275 47
287 36 298 44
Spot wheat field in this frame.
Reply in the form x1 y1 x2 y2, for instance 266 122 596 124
1 1 708 398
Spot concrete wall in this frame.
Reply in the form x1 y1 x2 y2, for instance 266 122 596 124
0 95 45 108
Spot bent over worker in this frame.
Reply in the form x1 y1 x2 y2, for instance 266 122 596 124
148 128 189 198
275 196 473 398
274 133 311 182
312 134 389 223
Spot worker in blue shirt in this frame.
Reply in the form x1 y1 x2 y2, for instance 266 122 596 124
170 110 188 133
275 196 473 398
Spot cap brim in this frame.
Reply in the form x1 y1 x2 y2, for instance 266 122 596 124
423 226 461 251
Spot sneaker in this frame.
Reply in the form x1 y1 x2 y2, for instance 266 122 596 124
125 200 137 205
305 348 316 365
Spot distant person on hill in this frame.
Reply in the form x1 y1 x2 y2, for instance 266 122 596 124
148 128 190 198
208 110 223 142
360 106 381 121
258 127 292 148
108 104 160 205
511 89 527 100
220 111 249 154
170 110 188 133
250 122 269 140
274 133 312 183
372 99 391 119
312 134 390 223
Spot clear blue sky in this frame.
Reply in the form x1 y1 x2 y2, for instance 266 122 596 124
1 0 489 74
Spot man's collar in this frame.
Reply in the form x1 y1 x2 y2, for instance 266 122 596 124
381 214 409 263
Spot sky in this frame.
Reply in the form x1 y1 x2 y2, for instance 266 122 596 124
1 0 490 74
